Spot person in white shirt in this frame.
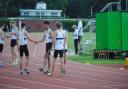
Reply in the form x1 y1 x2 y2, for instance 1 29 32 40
51 22 66 76
0 23 10 67
17 23 36 75
10 21 19 66
38 21 54 75
72 25 79 55
78 20 83 53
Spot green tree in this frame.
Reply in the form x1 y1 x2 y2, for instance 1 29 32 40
43 0 68 13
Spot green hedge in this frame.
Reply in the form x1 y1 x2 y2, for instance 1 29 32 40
61 20 87 32
0 19 87 32
0 18 10 25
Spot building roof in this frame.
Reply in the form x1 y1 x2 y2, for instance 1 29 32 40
20 9 62 12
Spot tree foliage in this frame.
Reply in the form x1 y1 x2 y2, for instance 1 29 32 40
0 0 126 18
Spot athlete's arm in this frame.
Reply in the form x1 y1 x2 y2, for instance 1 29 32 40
38 32 45 43
0 31 4 40
53 31 57 49
63 33 66 50
25 31 36 44
49 30 54 49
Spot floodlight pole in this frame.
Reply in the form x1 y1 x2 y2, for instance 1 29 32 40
19 20 21 30
126 0 128 11
91 5 93 17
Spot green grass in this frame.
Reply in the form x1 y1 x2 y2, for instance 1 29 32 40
67 32 96 51
68 55 125 64
67 32 125 64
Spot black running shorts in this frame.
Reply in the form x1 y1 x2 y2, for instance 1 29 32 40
54 50 63 58
20 45 29 57
0 44 3 52
10 39 17 47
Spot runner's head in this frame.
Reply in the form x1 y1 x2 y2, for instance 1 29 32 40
21 23 26 30
72 25 77 29
44 21 50 30
56 22 63 29
10 21 16 27
0 23 5 30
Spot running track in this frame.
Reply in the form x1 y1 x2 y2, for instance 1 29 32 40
0 33 128 89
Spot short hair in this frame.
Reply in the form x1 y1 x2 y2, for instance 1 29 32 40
56 22 63 28
0 23 5 27
21 23 26 28
10 21 16 24
44 21 50 25
72 25 77 28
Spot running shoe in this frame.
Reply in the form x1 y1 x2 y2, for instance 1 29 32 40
0 63 4 67
24 69 30 75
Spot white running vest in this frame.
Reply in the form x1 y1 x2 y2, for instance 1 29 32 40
18 29 27 46
73 28 79 39
0 31 4 44
11 27 17 40
44 28 52 43
55 30 65 50
78 20 83 36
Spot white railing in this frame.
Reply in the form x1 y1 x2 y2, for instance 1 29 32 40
83 19 96 32
100 2 121 12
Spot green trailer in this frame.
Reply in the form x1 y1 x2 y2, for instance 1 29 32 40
107 12 122 50
94 11 126 59
96 13 107 50
122 12 128 51
96 12 121 50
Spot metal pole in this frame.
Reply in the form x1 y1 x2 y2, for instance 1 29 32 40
119 0 121 10
110 4 112 11
5 0 8 17
91 5 93 17
126 0 128 11
40 10 41 20
19 20 21 30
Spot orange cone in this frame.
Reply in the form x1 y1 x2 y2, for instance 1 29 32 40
125 57 128 68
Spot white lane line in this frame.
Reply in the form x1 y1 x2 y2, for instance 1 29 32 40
25 68 128 87
33 35 40 57
33 55 128 76
3 46 10 52
1 55 128 82
3 44 128 77
33 45 38 56
0 84 28 89
1 55 128 84
0 76 75 89
0 69 113 89
1 57 128 85
2 54 11 56
28 56 128 80
1 66 127 88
